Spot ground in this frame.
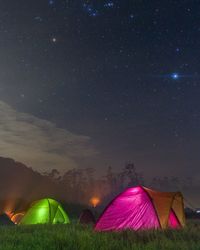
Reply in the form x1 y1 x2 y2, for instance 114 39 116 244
0 220 199 250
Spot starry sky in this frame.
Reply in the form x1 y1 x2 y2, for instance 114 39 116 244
0 0 200 180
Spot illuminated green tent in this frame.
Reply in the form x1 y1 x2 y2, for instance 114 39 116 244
20 198 70 225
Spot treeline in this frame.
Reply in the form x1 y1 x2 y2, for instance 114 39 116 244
0 157 198 213
43 163 199 207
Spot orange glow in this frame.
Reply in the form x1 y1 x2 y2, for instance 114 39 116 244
11 213 25 224
90 197 100 208
4 202 15 214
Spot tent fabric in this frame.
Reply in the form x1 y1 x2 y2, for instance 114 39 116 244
95 186 185 231
11 212 25 224
168 210 180 229
0 214 15 226
19 198 70 225
79 209 96 225
143 187 185 229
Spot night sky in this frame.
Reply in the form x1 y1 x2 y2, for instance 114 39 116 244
0 0 200 180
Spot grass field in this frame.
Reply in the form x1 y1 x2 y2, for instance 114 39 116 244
0 220 199 250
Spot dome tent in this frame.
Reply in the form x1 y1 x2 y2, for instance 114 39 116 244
79 209 96 225
95 186 185 231
20 198 70 225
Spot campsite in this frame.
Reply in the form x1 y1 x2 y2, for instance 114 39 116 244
0 186 199 249
1 1 200 249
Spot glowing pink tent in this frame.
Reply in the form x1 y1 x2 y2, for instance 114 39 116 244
95 186 185 231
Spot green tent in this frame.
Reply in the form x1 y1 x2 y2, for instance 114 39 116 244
20 198 70 225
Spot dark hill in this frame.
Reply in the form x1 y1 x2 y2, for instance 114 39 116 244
0 157 57 213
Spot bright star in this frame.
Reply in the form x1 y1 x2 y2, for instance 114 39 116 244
171 73 179 79
154 72 197 80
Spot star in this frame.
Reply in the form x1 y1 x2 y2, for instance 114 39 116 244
155 72 196 80
52 37 57 43
82 3 99 17
171 73 179 80
48 0 55 6
91 10 98 17
104 2 114 8
34 16 43 22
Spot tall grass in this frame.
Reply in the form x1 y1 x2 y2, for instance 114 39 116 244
0 220 199 250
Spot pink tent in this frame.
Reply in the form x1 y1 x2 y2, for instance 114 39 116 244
95 186 185 231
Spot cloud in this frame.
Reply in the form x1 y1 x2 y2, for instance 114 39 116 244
0 101 97 172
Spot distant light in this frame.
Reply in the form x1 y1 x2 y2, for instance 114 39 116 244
196 210 200 214
90 197 100 208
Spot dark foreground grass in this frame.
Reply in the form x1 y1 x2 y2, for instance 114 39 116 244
0 220 199 250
